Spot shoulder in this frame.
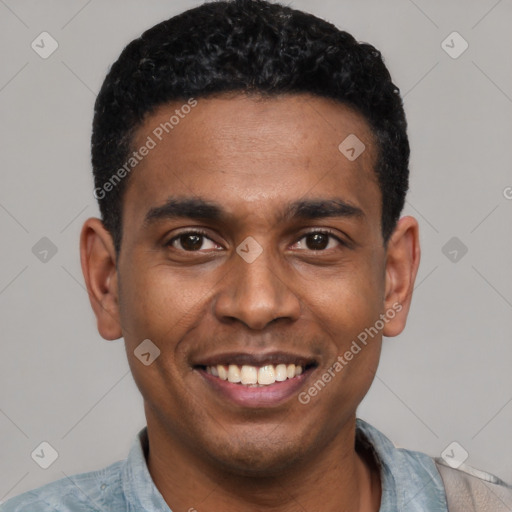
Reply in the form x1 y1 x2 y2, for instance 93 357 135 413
434 457 512 512
356 418 444 480
0 460 124 512
356 419 449 510
356 418 512 511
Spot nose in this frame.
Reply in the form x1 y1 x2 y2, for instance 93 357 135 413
213 246 301 330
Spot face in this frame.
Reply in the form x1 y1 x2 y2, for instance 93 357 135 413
81 93 420 476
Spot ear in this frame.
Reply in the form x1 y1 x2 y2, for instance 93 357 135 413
80 218 122 340
382 216 421 337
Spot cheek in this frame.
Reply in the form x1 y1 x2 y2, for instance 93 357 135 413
118 263 215 345
306 259 385 339
117 265 202 411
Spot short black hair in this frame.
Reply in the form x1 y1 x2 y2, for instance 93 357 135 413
92 0 409 254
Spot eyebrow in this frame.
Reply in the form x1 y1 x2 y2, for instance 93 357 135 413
143 196 365 226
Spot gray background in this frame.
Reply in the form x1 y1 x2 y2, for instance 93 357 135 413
1 0 511 502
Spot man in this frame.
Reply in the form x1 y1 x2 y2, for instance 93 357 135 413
2 0 511 511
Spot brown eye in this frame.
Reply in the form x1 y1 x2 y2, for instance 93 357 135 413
167 231 219 252
292 230 345 252
305 232 330 250
178 233 204 251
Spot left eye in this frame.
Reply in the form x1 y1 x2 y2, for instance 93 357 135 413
167 231 219 252
292 231 343 251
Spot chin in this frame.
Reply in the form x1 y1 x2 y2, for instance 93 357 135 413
202 433 308 478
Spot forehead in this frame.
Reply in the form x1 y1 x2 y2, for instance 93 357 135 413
123 93 380 228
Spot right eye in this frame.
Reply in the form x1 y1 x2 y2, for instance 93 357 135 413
165 230 221 252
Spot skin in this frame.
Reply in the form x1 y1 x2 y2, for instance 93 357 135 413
81 93 420 512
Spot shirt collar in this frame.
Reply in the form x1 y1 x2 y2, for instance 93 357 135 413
355 418 401 510
355 418 448 511
121 426 172 511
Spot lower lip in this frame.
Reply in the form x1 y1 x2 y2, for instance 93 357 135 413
196 367 315 408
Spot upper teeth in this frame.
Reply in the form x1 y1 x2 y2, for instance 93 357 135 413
206 364 303 386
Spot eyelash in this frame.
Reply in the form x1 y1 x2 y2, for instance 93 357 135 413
165 229 347 252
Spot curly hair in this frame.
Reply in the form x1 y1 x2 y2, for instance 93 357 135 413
92 0 409 254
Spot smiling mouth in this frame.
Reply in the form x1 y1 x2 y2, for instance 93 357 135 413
196 362 317 387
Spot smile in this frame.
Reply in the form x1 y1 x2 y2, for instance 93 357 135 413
205 363 304 386
193 352 319 407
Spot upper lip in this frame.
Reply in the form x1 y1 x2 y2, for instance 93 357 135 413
192 351 319 368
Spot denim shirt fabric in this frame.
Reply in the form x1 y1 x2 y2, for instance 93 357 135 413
1 418 449 511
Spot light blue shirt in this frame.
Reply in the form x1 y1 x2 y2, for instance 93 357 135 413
1 418 450 511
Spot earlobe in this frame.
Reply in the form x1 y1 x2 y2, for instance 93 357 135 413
80 218 123 341
382 216 421 338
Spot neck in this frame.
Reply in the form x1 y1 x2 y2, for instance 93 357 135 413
144 414 381 512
